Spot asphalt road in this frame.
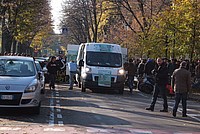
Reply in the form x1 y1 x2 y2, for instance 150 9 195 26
0 84 200 134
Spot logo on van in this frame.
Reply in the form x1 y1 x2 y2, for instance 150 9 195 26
5 85 10 90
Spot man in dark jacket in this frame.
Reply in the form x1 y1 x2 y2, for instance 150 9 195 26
127 58 137 93
47 56 59 90
146 58 169 112
171 61 191 117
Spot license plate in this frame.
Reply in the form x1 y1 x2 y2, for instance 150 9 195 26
1 95 13 100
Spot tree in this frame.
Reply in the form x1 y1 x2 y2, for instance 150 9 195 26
0 0 52 54
149 0 200 60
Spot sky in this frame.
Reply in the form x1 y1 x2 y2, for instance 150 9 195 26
50 0 63 34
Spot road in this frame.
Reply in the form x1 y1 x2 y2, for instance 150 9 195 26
0 84 200 134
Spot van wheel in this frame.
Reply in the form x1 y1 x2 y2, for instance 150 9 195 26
81 82 86 92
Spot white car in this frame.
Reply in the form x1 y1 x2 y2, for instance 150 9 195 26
0 56 42 114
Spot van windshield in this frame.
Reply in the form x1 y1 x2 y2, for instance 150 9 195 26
86 51 122 67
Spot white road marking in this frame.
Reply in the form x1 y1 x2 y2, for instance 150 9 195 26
0 127 21 131
56 93 59 97
58 121 64 126
187 114 200 117
57 114 63 119
86 128 108 133
56 104 61 107
49 92 55 126
56 108 61 113
43 128 65 132
130 129 152 134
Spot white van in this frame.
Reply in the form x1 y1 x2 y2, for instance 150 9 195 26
76 43 125 94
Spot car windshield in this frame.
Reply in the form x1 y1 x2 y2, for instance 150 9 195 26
86 51 122 67
0 59 36 77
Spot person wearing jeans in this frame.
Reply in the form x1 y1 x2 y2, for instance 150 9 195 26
68 60 77 90
171 61 191 117
146 58 169 112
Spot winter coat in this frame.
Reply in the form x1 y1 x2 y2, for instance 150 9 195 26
171 67 191 93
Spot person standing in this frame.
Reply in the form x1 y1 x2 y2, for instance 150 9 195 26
146 58 169 112
171 61 191 117
68 60 77 90
127 58 137 93
47 56 59 90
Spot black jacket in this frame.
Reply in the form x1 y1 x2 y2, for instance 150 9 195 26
47 61 59 74
154 63 169 85
127 62 136 76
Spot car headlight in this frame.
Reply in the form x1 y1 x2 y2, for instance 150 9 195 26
118 69 125 75
25 85 37 93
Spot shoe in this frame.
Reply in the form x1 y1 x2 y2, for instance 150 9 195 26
69 87 73 90
160 109 168 112
145 107 154 111
182 114 187 117
172 112 176 117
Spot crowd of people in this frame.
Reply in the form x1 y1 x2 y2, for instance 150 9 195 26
1 52 200 117
124 57 200 117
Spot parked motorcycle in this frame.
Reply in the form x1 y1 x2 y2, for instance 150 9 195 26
137 75 155 94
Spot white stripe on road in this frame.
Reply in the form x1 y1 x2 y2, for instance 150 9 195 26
187 114 200 117
57 114 63 119
44 128 65 132
56 109 61 113
56 93 59 97
0 127 21 131
49 92 55 126
56 104 61 107
58 121 64 126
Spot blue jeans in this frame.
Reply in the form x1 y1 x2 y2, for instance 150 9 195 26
69 71 76 89
173 92 188 116
150 84 168 110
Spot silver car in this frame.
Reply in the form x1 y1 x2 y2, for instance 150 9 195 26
35 60 45 94
0 56 42 114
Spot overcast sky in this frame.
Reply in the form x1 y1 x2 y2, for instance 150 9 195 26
50 0 63 34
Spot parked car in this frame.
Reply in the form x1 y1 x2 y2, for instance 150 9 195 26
0 56 43 114
34 57 49 83
35 60 45 94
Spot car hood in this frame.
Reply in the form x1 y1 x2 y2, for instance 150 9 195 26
0 76 36 92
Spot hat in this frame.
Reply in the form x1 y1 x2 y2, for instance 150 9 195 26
180 61 187 67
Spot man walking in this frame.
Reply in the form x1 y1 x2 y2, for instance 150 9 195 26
127 58 137 93
171 61 191 117
68 60 77 90
47 56 59 90
146 58 169 112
